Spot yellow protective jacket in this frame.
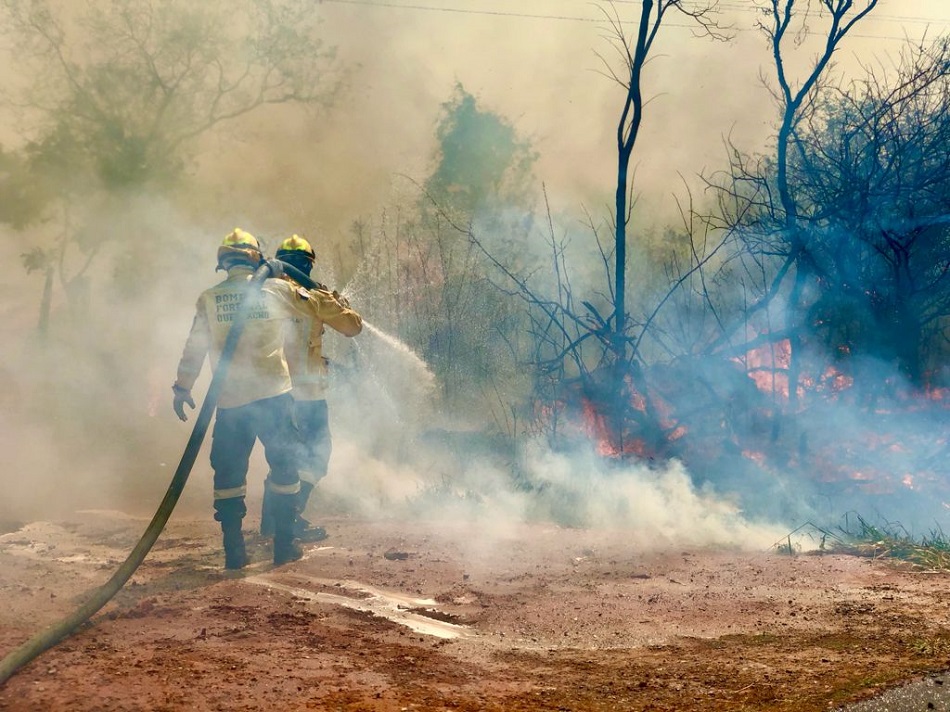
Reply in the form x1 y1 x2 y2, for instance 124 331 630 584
174 266 357 409
282 279 363 401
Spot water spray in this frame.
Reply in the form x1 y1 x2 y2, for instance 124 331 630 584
0 260 280 686
279 264 435 389
361 321 436 389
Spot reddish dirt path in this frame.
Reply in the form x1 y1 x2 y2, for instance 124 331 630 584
2 512 950 711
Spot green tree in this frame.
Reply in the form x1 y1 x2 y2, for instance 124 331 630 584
425 83 536 215
0 0 342 328
348 86 538 420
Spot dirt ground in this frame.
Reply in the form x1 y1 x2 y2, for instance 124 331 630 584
1 509 950 712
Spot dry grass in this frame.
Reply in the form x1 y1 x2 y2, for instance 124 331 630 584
775 513 950 570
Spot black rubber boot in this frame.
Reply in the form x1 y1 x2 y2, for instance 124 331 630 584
272 493 303 566
221 520 248 570
294 516 328 543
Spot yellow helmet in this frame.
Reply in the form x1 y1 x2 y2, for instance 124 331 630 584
216 228 263 271
275 234 315 263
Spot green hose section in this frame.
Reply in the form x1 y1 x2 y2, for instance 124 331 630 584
0 262 276 686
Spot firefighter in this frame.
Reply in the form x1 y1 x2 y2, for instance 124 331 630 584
172 229 356 569
260 234 362 542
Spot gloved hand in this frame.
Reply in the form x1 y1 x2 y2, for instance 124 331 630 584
172 385 196 422
264 258 284 277
332 289 350 308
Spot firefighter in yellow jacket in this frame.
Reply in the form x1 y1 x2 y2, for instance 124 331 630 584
260 235 362 541
172 229 358 569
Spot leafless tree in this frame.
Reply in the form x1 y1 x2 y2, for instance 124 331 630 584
766 0 880 408
709 0 879 408
783 36 950 394
709 2 950 411
427 2 733 457
596 0 728 362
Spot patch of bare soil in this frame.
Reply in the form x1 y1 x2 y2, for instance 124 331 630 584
2 511 950 711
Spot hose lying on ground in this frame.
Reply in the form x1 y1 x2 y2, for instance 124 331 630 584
0 261 278 686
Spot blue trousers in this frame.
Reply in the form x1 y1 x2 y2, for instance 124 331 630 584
210 392 299 521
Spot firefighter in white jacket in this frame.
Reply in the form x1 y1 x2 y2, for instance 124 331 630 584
172 229 357 569
260 235 362 541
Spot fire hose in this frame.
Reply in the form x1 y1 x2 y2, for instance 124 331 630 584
0 260 291 686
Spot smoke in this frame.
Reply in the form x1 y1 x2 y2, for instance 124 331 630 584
319 315 949 548
314 318 790 552
1 0 946 560
192 1 788 240
315 417 788 552
520 442 788 549
0 194 239 524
